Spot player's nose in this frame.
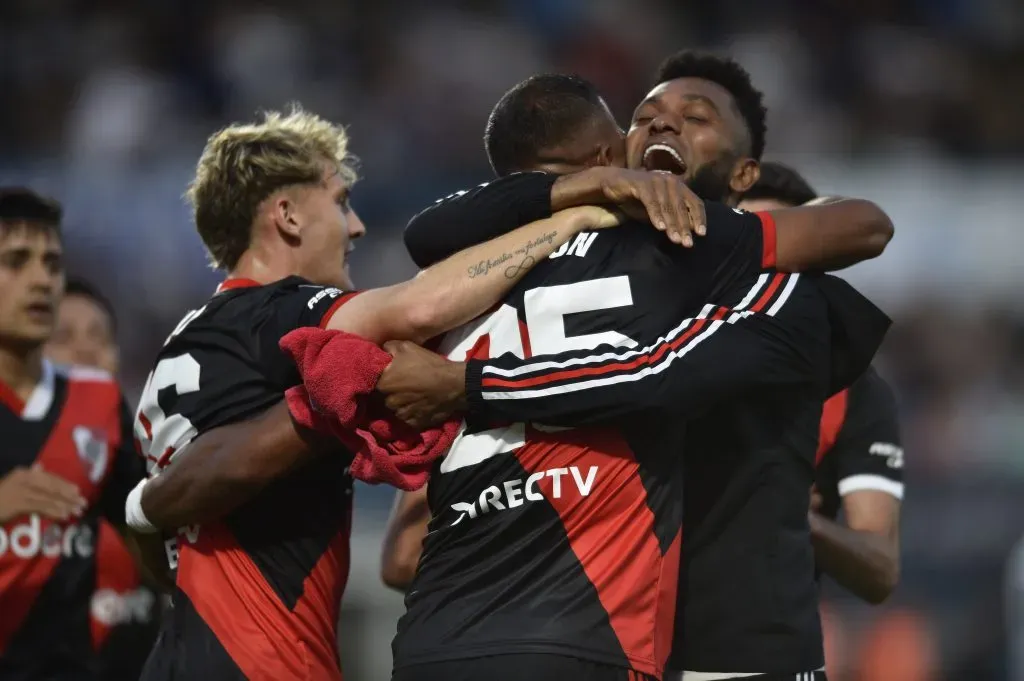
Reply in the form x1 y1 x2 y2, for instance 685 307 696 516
347 209 367 240
650 113 680 135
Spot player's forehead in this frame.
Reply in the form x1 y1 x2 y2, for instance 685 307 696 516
633 78 736 119
0 222 62 254
61 294 112 328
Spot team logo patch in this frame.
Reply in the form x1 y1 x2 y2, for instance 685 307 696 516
72 426 109 483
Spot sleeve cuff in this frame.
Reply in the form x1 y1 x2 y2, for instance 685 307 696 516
838 474 904 500
464 359 489 418
518 172 559 224
319 291 362 328
755 211 777 268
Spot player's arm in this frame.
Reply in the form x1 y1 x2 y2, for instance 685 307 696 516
809 370 904 604
381 275 888 428
767 198 894 272
405 170 891 273
130 401 326 532
404 168 706 267
380 487 431 592
327 205 619 345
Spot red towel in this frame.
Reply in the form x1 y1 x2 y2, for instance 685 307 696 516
280 327 460 491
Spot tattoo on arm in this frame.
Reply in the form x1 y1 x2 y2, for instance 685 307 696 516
467 230 559 280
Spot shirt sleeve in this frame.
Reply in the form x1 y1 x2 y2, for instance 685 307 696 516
465 272 832 426
404 172 558 268
256 281 362 389
686 202 776 303
100 398 147 526
833 367 904 500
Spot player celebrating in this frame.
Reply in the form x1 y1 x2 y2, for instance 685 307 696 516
382 56 887 681
739 162 904 604
44 278 162 681
0 189 145 680
126 106 626 681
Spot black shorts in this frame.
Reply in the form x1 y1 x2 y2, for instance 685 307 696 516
392 654 657 681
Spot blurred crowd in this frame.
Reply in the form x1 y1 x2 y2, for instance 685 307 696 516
2 0 1023 678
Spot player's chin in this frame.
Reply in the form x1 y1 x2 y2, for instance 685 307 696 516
11 321 54 346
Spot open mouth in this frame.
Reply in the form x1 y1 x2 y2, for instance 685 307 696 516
25 302 53 319
642 143 686 175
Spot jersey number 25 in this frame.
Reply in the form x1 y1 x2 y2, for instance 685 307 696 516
439 276 636 473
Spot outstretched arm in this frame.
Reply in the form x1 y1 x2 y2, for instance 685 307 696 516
405 171 892 273
328 205 619 345
379 275 889 429
131 401 323 532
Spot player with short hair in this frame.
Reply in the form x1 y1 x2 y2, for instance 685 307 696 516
44 277 162 681
126 106 626 681
739 162 904 605
382 56 888 681
45 278 120 375
0 189 146 681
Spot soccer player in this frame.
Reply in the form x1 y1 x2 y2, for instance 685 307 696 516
739 162 903 604
0 189 146 680
125 107 626 681
44 278 162 681
382 56 887 681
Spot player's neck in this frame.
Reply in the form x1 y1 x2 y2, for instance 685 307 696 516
0 342 44 401
228 247 301 287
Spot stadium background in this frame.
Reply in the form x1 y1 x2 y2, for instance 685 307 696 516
3 0 1024 679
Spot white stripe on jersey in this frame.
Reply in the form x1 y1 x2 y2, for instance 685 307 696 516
838 474 904 500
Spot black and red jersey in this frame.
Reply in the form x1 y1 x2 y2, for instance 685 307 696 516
91 519 162 681
0 360 144 681
401 172 890 678
134 276 356 681
393 192 847 679
815 365 903 521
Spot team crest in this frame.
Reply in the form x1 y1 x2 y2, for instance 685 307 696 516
72 426 109 483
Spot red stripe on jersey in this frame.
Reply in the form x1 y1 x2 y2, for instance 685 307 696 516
176 523 346 681
514 428 673 678
291 515 351 673
749 272 785 313
481 308 727 390
319 292 362 328
0 375 122 652
816 389 850 466
756 211 777 269
0 378 25 414
216 278 262 293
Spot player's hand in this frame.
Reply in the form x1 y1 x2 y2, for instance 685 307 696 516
377 341 468 429
598 168 706 246
556 205 623 231
0 465 87 523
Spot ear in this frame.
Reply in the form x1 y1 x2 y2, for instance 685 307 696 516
595 144 614 168
271 192 303 240
729 158 761 196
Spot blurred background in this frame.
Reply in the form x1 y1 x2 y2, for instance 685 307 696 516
3 0 1024 679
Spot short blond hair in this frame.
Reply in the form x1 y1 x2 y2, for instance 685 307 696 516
186 105 358 270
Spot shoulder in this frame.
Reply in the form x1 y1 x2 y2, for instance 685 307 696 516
849 365 899 412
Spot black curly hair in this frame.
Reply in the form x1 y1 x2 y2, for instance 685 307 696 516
743 162 817 207
653 51 767 160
